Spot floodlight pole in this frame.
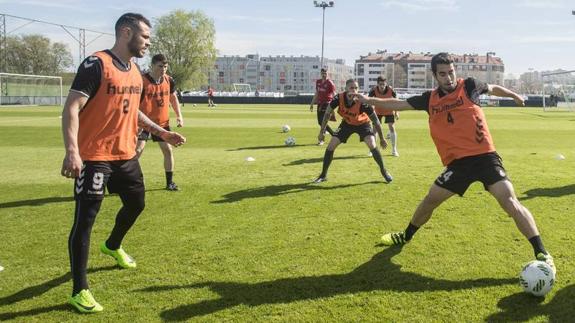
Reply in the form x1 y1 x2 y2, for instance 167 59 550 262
314 1 334 69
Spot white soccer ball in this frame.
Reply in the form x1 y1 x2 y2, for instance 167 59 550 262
193 104 197 107
284 136 296 146
282 124 291 133
519 260 555 297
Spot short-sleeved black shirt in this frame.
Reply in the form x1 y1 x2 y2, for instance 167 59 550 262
406 78 489 112
330 92 375 115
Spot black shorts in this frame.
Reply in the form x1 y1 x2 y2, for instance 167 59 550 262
434 152 508 196
377 114 395 124
334 122 374 143
138 126 170 142
74 158 145 200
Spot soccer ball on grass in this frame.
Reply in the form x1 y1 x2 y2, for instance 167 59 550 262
282 125 291 133
284 136 296 146
519 260 555 297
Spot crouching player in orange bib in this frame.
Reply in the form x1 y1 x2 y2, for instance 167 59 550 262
314 79 392 184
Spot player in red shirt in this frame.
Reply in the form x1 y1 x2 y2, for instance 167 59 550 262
355 52 555 274
61 13 186 313
207 86 215 107
310 68 336 145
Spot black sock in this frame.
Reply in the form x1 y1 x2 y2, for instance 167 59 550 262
69 199 102 295
370 148 386 174
528 235 547 257
166 171 173 186
319 150 334 178
106 191 145 250
404 222 420 241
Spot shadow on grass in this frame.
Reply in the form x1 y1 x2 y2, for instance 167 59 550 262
485 284 575 322
211 181 380 204
283 155 368 166
520 184 575 201
0 265 117 308
0 196 74 209
136 247 516 321
226 144 316 151
0 304 70 321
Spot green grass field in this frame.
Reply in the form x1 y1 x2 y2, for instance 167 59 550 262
0 104 574 322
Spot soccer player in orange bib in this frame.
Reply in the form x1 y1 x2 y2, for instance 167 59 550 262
369 76 399 156
136 54 184 191
61 13 186 313
313 79 392 184
355 52 555 274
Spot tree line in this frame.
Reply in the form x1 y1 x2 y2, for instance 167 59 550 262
3 9 216 89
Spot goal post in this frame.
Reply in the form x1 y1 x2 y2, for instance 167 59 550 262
0 72 63 106
542 70 575 112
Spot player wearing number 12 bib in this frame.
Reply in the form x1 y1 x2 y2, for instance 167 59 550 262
355 52 555 275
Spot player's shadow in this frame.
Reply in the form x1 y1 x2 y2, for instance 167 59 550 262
136 247 516 321
211 181 379 204
283 155 368 166
0 265 117 308
485 284 575 322
227 144 316 151
520 184 575 201
0 196 74 209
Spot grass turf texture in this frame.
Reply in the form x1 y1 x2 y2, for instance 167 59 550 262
0 104 574 322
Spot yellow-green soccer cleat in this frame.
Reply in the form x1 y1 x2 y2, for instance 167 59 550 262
536 252 556 275
381 231 408 246
100 242 137 269
69 289 103 313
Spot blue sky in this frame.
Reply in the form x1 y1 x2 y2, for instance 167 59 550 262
1 0 574 77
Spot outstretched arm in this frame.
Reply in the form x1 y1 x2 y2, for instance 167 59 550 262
317 105 334 143
488 84 525 106
138 111 186 147
355 94 415 111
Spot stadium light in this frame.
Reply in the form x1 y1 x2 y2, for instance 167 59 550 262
314 1 334 69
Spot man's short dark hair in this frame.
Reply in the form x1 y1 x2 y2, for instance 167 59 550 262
115 13 151 37
431 52 454 74
345 79 357 87
152 54 168 65
377 76 387 83
320 68 327 73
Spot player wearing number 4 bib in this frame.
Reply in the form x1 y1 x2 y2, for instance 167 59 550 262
355 52 555 274
61 13 186 314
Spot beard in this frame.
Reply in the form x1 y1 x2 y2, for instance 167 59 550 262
127 36 144 58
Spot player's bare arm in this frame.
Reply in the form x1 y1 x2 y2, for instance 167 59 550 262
310 92 317 111
488 84 525 106
138 111 186 146
318 105 333 142
368 112 388 149
355 93 415 111
169 92 184 127
61 91 88 178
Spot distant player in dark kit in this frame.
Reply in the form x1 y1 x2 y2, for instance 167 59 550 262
355 52 555 275
310 68 336 145
136 54 184 191
61 13 186 313
176 88 184 107
313 79 392 184
207 86 215 107
369 76 399 156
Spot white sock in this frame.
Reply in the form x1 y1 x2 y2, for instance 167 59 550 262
390 132 397 151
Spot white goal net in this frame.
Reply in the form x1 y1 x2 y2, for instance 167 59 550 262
0 73 63 106
542 70 575 112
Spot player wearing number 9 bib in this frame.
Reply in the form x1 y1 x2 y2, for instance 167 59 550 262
61 13 186 313
354 52 555 275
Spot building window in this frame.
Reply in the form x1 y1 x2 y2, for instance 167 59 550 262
313 65 319 69
218 71 224 77
265 65 271 71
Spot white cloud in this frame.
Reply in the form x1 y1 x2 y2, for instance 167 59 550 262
379 0 459 12
515 0 566 9
514 35 575 43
